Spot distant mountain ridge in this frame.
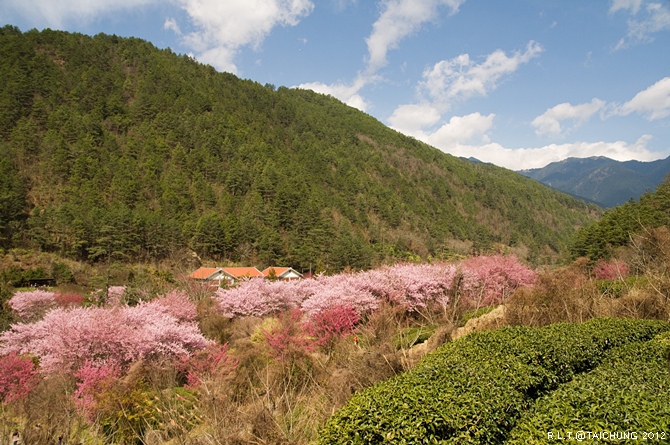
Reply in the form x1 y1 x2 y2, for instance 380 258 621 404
518 156 670 208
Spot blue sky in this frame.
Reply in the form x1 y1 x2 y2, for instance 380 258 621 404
2 0 669 170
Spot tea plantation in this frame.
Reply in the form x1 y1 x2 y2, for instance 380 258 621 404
318 318 670 444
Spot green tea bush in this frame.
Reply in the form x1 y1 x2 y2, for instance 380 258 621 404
318 318 669 444
507 332 670 443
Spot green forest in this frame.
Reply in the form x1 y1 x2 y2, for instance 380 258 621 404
0 26 598 272
571 176 670 261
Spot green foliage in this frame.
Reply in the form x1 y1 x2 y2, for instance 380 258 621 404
507 332 670 443
0 26 596 270
571 176 670 261
95 377 161 445
0 266 48 287
50 261 74 284
318 318 669 444
0 148 27 247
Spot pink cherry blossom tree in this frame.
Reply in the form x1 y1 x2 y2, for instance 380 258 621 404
8 290 58 321
459 255 537 307
72 360 121 420
0 303 212 374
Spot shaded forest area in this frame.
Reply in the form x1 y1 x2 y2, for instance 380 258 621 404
0 26 597 272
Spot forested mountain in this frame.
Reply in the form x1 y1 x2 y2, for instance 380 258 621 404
519 156 670 208
0 26 597 271
571 176 670 261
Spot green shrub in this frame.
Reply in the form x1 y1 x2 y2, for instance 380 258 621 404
318 318 669 444
507 332 670 443
50 261 74 284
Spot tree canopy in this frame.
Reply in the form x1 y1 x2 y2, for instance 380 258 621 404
0 26 597 271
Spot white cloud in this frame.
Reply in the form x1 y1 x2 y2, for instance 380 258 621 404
163 17 181 34
532 98 606 138
365 0 466 74
616 77 670 120
388 103 442 133
0 0 157 28
173 0 314 72
612 0 670 49
296 76 370 111
387 41 542 146
2 0 315 73
423 112 494 148
386 42 549 169
419 41 543 107
300 0 467 121
610 0 643 14
431 135 662 170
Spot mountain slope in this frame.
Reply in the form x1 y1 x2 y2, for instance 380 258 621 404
519 156 670 208
0 26 597 270
571 175 670 261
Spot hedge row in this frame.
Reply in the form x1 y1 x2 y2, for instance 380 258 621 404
507 331 670 443
318 318 669 444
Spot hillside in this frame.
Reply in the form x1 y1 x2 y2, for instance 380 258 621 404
0 26 597 270
519 156 670 208
571 175 670 261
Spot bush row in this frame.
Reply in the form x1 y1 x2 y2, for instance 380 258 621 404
507 331 670 443
317 318 669 444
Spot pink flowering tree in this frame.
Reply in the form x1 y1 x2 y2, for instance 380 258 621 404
72 360 121 420
0 303 212 374
0 352 39 404
180 343 238 389
592 259 630 281
213 256 535 319
8 290 58 321
459 255 537 307
90 285 127 307
384 263 458 311
300 274 379 316
148 289 198 322
215 278 303 318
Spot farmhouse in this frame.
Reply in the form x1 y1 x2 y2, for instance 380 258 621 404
261 267 304 281
188 266 302 286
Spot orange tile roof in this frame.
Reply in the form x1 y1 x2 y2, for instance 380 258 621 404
188 267 221 280
262 267 290 277
221 267 263 278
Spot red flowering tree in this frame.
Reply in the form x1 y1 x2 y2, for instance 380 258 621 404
54 292 84 308
261 309 313 359
0 352 39 404
303 305 360 349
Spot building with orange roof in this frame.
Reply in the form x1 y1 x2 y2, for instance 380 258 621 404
188 267 224 281
261 267 304 281
187 266 264 287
